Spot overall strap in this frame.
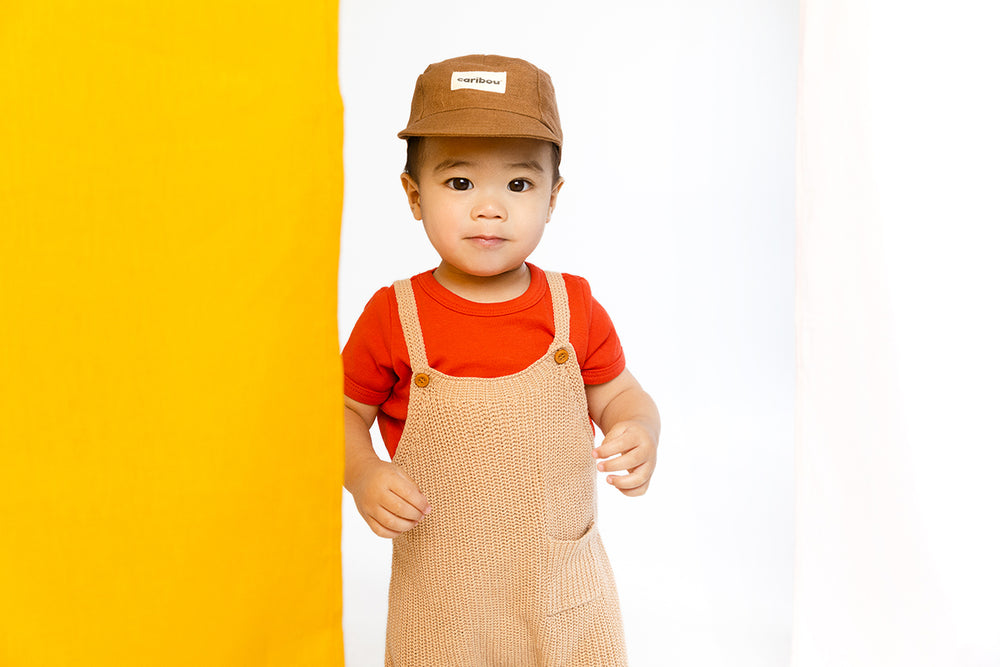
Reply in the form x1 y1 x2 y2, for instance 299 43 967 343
544 270 571 343
393 279 429 372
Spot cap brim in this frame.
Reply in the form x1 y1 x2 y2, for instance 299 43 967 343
398 107 561 146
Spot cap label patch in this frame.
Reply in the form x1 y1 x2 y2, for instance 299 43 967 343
451 71 507 94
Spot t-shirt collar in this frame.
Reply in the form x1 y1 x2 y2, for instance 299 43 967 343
413 263 548 316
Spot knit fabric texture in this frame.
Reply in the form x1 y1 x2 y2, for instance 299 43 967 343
385 271 627 666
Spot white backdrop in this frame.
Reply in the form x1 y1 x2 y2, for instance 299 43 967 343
338 2 798 665
793 1 1000 665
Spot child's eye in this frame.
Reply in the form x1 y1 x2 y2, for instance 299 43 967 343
508 179 533 192
446 178 473 191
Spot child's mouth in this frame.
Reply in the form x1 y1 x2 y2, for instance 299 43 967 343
468 235 506 248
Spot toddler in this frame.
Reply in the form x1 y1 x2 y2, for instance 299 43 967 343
342 54 660 667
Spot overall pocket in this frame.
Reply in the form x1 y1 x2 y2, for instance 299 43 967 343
543 521 611 615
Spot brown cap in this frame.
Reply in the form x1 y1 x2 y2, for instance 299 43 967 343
398 54 562 146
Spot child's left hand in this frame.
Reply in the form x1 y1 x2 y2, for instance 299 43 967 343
585 368 660 497
592 419 657 496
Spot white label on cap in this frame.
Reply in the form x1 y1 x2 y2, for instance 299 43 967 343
451 71 507 94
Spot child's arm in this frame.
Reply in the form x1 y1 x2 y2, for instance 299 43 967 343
585 368 660 496
343 395 431 538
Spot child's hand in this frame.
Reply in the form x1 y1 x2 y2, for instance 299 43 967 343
585 369 660 497
592 420 657 496
350 460 431 539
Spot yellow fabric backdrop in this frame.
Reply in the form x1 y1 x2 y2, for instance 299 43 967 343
0 2 344 665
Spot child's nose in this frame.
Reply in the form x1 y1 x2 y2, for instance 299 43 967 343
471 191 506 222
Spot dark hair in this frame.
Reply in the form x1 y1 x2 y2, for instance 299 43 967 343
404 137 562 186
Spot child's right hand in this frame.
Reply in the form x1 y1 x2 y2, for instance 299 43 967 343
349 460 431 539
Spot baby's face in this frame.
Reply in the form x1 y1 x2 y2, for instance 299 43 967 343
401 136 563 282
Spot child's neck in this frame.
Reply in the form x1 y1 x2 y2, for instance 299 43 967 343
432 263 531 303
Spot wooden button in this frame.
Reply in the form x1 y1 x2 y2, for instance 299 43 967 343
413 372 430 388
554 348 570 365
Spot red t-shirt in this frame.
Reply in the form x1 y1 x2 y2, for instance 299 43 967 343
343 263 625 457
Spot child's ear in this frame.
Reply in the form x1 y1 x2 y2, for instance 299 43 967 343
400 173 422 220
546 177 565 223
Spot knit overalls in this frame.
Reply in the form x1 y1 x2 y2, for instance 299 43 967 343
385 271 627 667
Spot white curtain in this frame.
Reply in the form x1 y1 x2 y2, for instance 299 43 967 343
794 1 1000 665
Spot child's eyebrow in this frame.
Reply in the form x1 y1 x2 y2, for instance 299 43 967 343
507 160 545 173
432 159 473 173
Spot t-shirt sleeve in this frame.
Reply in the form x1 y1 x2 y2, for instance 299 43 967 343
568 274 626 385
341 286 398 406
